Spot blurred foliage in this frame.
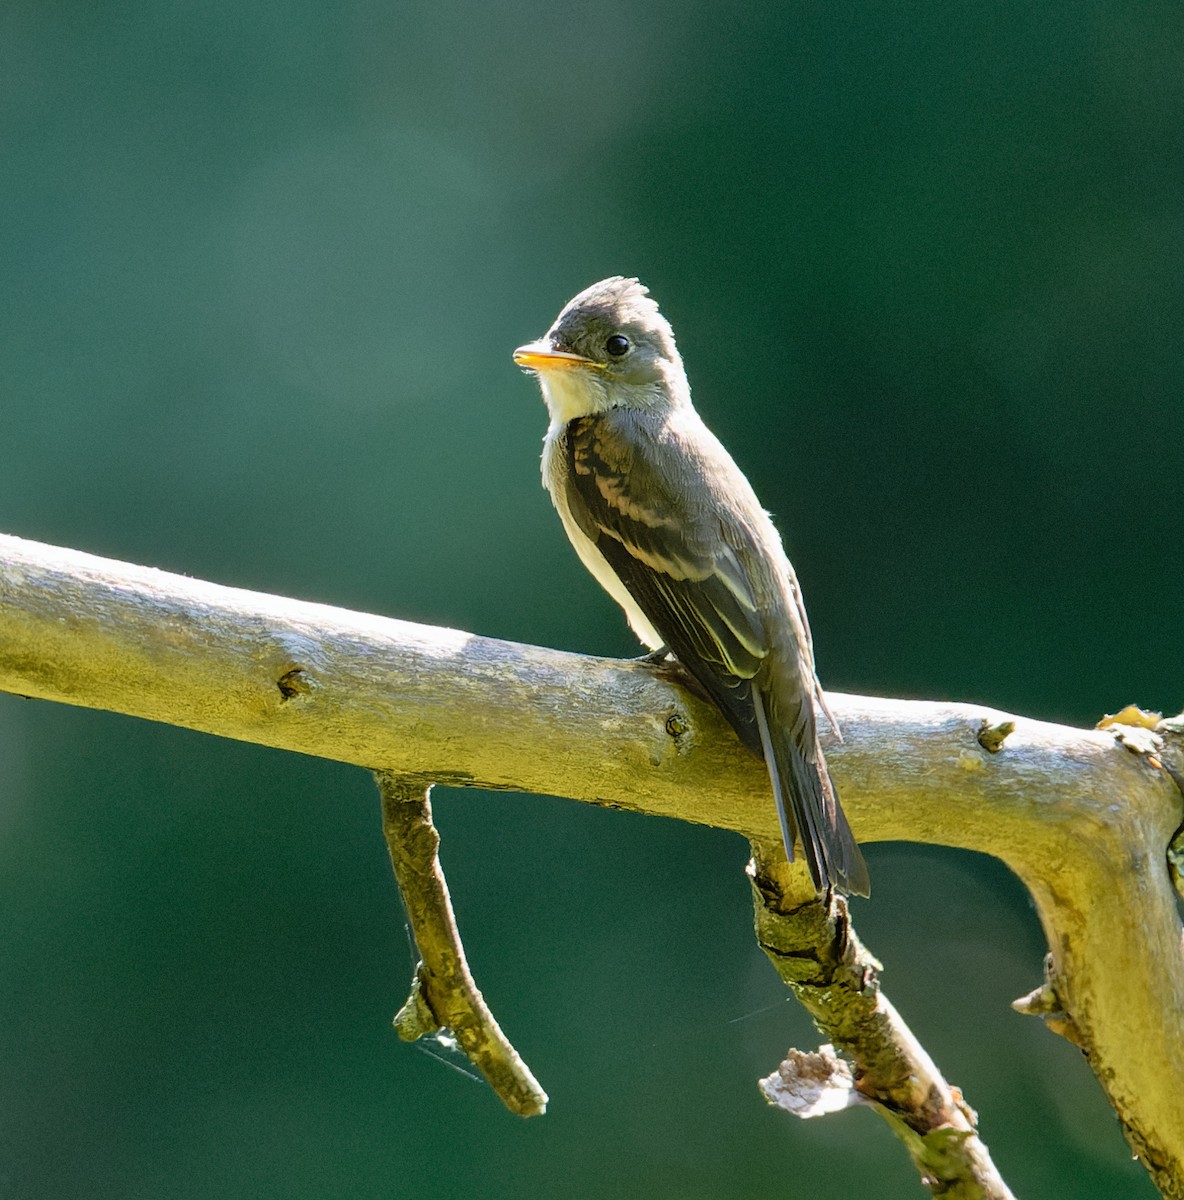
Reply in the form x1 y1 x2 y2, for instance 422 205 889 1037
1 1 1180 1196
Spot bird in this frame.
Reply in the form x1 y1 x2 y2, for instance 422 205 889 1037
513 277 869 898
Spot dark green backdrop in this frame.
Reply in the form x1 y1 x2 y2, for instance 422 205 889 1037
2 2 1180 1197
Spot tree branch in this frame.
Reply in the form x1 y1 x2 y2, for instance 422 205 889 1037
376 772 547 1117
1 533 1182 1193
750 846 1016 1200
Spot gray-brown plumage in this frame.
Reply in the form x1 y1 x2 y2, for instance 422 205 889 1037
513 277 869 897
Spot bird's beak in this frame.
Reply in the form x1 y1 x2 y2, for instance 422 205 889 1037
513 341 602 372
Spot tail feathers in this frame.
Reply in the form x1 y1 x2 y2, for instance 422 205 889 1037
752 692 870 898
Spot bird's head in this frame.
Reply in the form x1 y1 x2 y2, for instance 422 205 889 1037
514 277 690 423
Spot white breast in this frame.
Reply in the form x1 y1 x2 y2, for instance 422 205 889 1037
541 421 666 651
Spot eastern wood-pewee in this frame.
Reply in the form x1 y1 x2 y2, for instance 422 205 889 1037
514 277 870 897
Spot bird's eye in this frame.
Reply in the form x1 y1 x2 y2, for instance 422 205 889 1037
605 334 630 357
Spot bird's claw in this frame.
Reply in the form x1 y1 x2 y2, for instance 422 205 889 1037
633 646 672 665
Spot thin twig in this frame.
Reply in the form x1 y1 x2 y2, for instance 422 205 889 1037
750 844 1016 1200
375 771 547 1117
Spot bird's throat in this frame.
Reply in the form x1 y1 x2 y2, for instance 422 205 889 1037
537 368 607 425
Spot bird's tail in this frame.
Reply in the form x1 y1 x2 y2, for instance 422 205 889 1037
752 691 870 897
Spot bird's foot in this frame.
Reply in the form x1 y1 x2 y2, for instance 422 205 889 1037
632 646 672 665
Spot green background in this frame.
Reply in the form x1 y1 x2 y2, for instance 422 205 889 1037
2 2 1180 1197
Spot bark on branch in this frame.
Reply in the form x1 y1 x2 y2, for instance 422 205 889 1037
1 534 1182 1194
376 772 547 1117
750 847 1016 1200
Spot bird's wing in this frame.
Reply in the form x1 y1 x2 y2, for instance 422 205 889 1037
561 409 870 897
561 411 769 740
